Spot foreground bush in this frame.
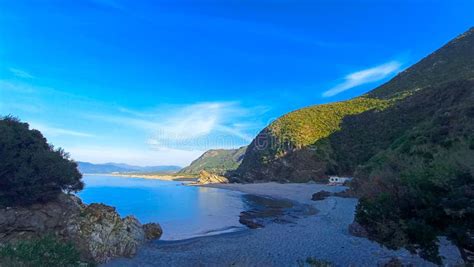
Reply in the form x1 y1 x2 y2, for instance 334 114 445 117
0 236 85 267
353 96 474 264
0 116 83 206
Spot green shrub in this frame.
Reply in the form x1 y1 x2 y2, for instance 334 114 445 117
0 116 83 206
0 236 86 267
354 113 474 264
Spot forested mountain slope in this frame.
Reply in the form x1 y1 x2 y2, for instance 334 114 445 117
232 27 474 263
179 146 246 175
233 27 474 183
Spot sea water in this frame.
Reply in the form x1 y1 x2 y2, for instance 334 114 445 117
78 175 245 240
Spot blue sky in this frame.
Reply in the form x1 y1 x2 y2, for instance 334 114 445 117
1 0 473 166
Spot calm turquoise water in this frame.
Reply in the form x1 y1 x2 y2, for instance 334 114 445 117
78 175 245 240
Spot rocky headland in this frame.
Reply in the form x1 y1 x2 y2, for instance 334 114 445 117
193 170 229 185
0 193 162 264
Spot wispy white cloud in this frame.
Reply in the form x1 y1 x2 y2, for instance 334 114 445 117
86 113 159 130
1 77 268 164
86 101 266 151
67 145 203 167
29 122 95 138
155 102 254 141
9 68 34 79
322 61 402 97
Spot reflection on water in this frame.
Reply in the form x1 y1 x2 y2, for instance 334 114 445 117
78 175 245 240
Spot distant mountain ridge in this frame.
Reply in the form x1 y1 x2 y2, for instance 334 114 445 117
77 161 181 174
179 146 247 175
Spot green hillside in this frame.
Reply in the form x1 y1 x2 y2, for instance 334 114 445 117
233 28 474 262
368 28 474 99
234 27 474 183
179 146 247 175
353 80 474 263
268 97 390 149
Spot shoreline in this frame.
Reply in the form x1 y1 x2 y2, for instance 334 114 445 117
84 173 198 181
104 182 464 266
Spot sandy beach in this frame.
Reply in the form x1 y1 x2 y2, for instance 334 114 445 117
104 183 463 267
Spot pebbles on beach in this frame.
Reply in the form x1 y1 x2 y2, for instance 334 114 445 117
105 183 464 267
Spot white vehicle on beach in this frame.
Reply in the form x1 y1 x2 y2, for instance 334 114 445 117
328 176 352 185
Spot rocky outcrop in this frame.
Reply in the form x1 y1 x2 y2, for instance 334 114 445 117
143 223 163 240
0 193 162 263
0 193 83 243
311 191 332 201
238 194 317 230
66 203 147 263
239 211 264 229
196 170 229 184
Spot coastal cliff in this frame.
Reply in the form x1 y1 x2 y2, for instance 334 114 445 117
195 170 229 184
0 117 162 265
0 193 162 264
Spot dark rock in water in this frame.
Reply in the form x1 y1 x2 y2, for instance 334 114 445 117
348 222 368 238
238 195 291 229
143 223 163 240
381 257 403 267
311 191 332 201
238 194 317 229
239 211 264 229
0 193 162 264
